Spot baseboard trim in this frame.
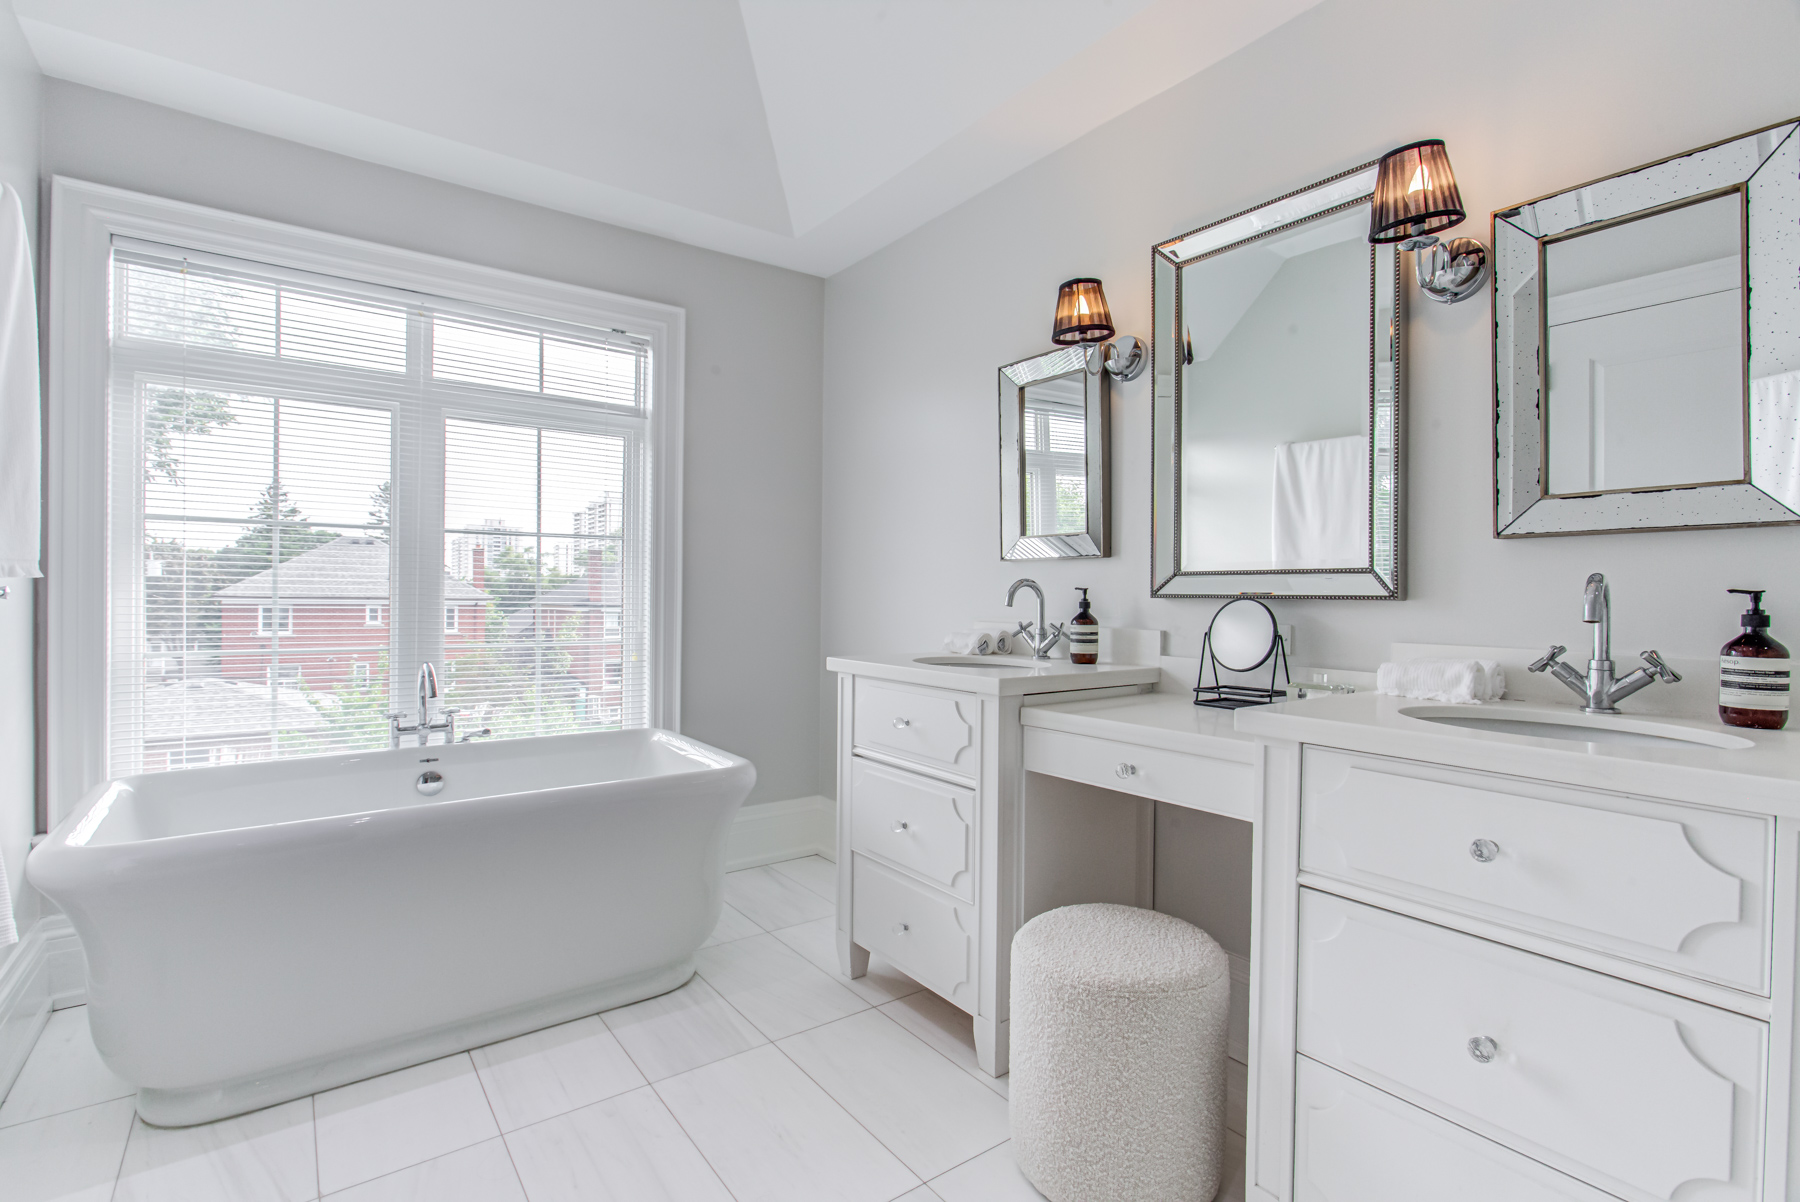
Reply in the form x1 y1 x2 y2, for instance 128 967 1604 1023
727 795 836 871
0 914 82 1101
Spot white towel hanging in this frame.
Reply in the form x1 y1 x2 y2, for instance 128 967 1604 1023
0 182 40 579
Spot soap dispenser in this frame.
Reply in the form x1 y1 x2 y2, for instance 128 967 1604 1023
1068 588 1099 665
1720 589 1790 730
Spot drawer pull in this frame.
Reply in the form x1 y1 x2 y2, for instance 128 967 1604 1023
892 717 911 729
1467 1035 1499 1064
1468 838 1500 863
893 922 911 934
892 821 910 833
1115 762 1138 779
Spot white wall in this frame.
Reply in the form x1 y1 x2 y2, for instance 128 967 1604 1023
821 0 1800 788
0 2 40 956
41 80 825 808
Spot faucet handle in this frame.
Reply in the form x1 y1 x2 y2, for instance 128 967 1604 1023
1640 650 1682 683
1528 645 1567 673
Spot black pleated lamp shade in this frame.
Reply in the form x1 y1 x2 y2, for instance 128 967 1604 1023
1369 140 1466 244
1051 278 1116 345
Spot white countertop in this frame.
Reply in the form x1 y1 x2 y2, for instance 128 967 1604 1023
1236 691 1800 816
826 652 1160 696
1022 691 1258 761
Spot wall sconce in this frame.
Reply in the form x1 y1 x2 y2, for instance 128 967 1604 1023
1051 277 1146 380
1368 139 1489 304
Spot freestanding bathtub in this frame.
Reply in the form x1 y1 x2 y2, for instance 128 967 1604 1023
27 728 754 1126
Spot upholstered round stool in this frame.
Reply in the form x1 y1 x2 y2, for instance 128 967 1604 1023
1010 903 1230 1202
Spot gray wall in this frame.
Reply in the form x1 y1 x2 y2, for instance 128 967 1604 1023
43 80 826 808
0 2 39 952
820 0 1800 789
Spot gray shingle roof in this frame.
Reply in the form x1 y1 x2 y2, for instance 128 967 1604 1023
143 679 326 739
216 536 490 602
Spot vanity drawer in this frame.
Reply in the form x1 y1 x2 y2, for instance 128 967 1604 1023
1294 1057 1621 1202
849 757 975 901
1022 727 1253 820
852 855 977 1015
1299 748 1770 993
853 678 980 779
1297 889 1766 1202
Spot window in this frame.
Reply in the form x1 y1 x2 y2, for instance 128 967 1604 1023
1023 384 1088 537
50 182 681 807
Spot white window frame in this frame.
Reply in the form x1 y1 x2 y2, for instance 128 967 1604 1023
258 605 294 636
365 606 383 626
46 178 685 825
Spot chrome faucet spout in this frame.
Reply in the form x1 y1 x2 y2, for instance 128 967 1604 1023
1007 578 1064 661
391 661 456 748
418 661 438 724
1530 573 1677 714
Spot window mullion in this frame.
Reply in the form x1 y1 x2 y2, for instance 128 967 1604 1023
390 307 445 721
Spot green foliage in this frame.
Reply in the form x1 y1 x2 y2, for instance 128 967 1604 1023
144 385 237 484
483 544 578 613
289 654 393 756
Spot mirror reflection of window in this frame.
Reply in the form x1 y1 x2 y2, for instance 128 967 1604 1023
1179 204 1372 571
1022 376 1088 537
1544 191 1745 496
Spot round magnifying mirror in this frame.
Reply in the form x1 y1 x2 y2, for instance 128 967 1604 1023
1208 598 1278 673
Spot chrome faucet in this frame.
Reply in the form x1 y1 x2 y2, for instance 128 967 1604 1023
1007 578 1064 660
1529 573 1681 713
391 662 458 747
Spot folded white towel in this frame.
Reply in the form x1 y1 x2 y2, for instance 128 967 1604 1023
1376 658 1505 705
943 630 995 656
974 625 1012 655
0 183 40 579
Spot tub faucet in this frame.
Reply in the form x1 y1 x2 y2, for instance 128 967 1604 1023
1529 573 1681 713
1007 578 1064 660
391 662 458 747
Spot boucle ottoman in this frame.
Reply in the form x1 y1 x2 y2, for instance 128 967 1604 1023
1010 903 1230 1202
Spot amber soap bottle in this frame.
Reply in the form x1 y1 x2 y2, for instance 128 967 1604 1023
1720 589 1790 730
1069 588 1099 665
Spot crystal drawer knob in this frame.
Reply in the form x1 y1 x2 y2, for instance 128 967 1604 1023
1469 838 1499 863
893 922 910 935
1467 1035 1499 1063
892 821 910 834
1115 763 1138 779
892 717 911 729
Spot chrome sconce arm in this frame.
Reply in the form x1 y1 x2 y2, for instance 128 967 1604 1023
1404 235 1489 304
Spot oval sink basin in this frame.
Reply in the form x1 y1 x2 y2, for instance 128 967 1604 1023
1400 705 1754 750
912 655 1023 668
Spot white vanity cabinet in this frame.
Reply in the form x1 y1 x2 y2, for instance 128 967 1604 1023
827 654 1161 1075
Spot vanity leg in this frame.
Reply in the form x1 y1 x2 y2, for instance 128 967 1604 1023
974 1014 1009 1077
838 929 870 979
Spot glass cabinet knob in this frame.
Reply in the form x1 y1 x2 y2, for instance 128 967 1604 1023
893 922 910 935
1469 838 1500 863
1467 1036 1499 1063
1116 763 1138 779
892 717 911 729
892 821 910 834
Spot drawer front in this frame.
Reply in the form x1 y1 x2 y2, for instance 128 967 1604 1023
849 758 975 900
1300 748 1769 993
1295 1057 1621 1202
852 855 977 1015
853 678 979 778
1022 727 1254 820
1298 889 1766 1202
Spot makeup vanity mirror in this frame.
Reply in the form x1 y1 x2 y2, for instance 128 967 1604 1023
1494 118 1800 535
1151 162 1402 598
999 345 1110 559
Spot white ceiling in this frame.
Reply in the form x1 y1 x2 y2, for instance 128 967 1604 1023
15 0 1325 276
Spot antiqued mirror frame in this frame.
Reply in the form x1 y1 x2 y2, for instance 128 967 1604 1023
1150 161 1404 599
1493 117 1800 537
999 344 1110 560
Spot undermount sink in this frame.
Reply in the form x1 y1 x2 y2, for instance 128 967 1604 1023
912 655 1024 668
1400 705 1755 750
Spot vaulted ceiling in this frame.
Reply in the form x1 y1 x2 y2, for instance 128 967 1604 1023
15 0 1325 275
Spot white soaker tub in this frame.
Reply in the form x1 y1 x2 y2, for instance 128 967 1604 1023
28 728 754 1126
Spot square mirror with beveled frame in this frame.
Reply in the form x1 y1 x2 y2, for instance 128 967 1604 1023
1150 161 1403 599
999 345 1110 559
1493 118 1800 537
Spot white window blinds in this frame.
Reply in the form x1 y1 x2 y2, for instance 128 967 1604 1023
108 241 655 775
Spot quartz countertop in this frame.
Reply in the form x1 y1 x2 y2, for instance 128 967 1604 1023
826 652 1160 697
1022 691 1258 761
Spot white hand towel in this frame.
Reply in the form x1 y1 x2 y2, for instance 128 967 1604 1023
974 625 1012 655
943 631 994 655
0 184 39 578
1376 658 1506 705
1272 435 1370 569
0 848 13 948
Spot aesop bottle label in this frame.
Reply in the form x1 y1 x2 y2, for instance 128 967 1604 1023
1720 656 1791 710
1068 627 1099 649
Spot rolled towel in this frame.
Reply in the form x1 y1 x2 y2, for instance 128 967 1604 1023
1376 658 1506 704
943 630 995 655
974 624 1013 655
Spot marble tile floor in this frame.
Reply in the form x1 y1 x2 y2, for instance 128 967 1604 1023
0 855 1245 1202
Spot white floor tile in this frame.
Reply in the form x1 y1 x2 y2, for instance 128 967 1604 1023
114 1098 316 1202
926 1142 1045 1202
722 866 835 931
313 1054 499 1194
878 992 1007 1097
894 1189 944 1202
769 855 837 901
324 1137 524 1202
655 1045 919 1202
779 1010 1010 1180
0 1097 136 1202
507 1085 732 1202
0 1008 134 1129
695 934 868 1041
771 917 923 1006
471 1015 645 1132
600 976 767 1082
701 903 764 947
